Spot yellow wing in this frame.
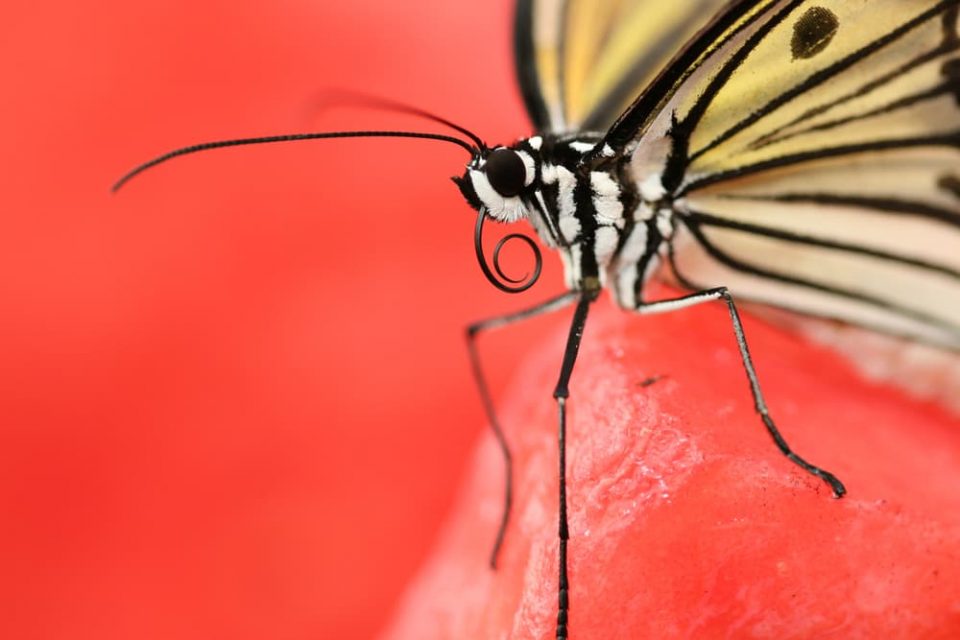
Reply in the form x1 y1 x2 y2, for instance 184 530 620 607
616 0 960 348
514 0 730 133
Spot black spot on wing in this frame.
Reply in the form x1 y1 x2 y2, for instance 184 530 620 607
693 2 959 162
791 6 839 61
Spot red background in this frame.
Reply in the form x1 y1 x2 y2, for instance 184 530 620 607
1 1 545 638
4 2 960 639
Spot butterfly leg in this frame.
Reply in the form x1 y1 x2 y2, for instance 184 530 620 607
466 291 578 569
552 292 597 640
634 287 846 498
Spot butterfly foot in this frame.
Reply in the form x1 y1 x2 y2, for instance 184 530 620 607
786 452 846 498
820 471 847 499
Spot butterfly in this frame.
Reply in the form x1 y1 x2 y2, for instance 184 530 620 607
115 1 960 637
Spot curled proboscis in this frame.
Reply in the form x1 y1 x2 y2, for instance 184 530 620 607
474 208 542 294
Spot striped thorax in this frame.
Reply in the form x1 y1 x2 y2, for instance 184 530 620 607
455 135 667 308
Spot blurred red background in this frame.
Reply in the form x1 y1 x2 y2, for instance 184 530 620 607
0 1 559 638
6 2 960 639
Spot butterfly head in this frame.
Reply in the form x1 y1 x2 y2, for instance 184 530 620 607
454 145 538 223
451 142 547 294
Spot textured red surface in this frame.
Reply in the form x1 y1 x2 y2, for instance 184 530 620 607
383 298 960 639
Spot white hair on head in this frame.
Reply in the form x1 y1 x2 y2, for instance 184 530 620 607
468 169 527 222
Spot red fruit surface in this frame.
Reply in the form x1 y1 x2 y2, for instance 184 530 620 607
382 295 960 639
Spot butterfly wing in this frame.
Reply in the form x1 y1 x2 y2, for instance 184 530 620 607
594 0 960 349
514 0 730 133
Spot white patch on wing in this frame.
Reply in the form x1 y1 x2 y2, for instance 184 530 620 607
590 172 623 226
639 173 666 202
655 208 674 239
469 170 526 223
634 199 656 222
528 136 543 150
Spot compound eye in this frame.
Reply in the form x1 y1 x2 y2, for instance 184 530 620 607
485 149 527 197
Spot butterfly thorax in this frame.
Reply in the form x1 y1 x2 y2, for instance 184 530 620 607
455 134 673 309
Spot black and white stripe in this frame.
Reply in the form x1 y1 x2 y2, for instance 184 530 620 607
457 135 673 301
